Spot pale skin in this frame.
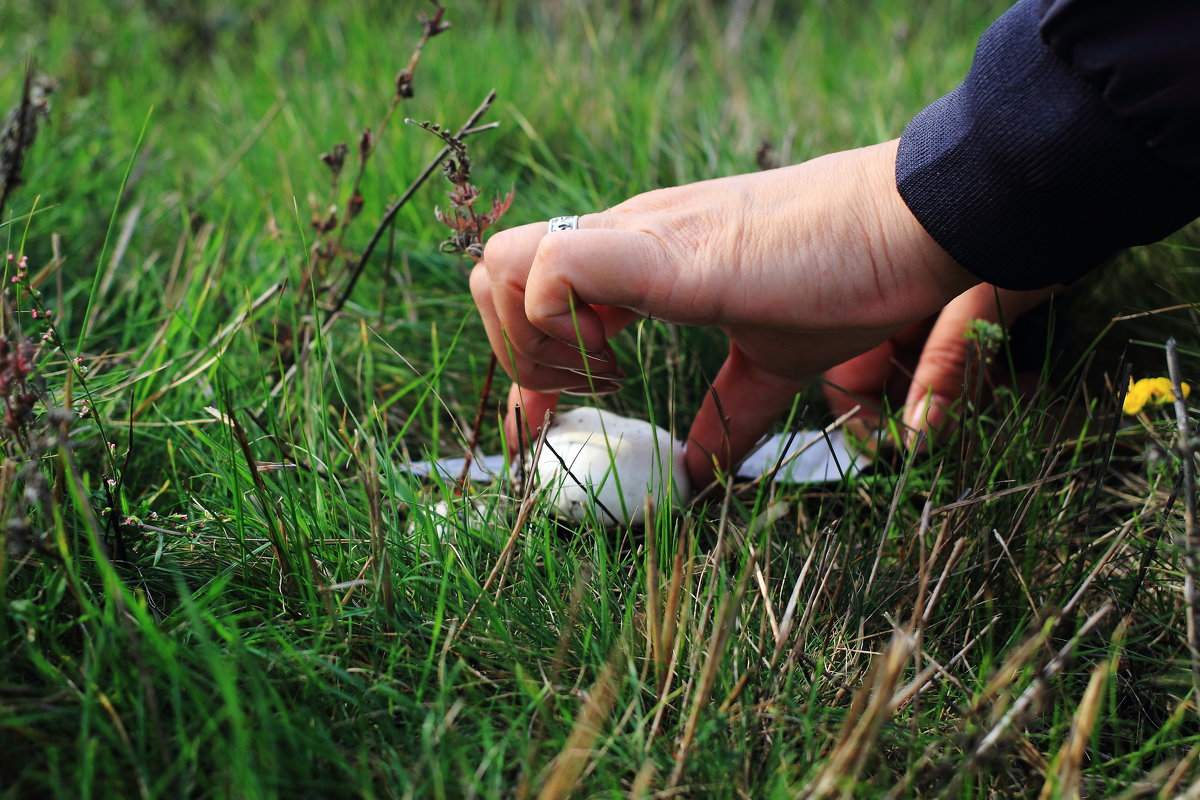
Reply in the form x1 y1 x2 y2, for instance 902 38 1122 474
471 139 1054 486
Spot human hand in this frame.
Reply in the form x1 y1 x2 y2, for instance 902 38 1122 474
822 283 1056 445
471 139 979 487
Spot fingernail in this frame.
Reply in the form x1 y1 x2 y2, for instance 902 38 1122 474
563 365 626 381
902 396 931 450
903 395 948 450
923 400 947 438
585 347 612 363
563 380 622 396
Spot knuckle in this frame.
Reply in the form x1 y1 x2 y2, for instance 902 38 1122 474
468 264 491 299
502 276 529 300
532 232 572 272
481 227 519 266
499 324 555 364
523 277 568 330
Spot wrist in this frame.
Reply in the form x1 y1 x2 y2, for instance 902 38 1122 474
866 139 979 323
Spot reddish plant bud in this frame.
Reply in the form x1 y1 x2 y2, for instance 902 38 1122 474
448 183 479 208
420 3 450 37
348 191 364 220
320 143 349 178
480 190 515 229
395 69 414 99
359 128 374 162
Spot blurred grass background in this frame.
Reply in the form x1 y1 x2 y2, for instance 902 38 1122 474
1 0 1199 797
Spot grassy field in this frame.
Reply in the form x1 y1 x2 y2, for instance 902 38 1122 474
2 0 1200 797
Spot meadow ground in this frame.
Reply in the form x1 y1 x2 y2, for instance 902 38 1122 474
2 1 1200 797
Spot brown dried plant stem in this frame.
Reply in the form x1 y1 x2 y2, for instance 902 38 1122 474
363 442 394 617
0 72 32 220
227 408 297 596
668 550 755 789
1166 337 1200 705
457 353 497 487
407 112 513 485
332 92 496 318
265 90 497 405
536 645 623 800
0 69 53 221
327 4 449 261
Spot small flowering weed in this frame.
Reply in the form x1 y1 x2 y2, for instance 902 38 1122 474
1123 375 1191 416
0 249 125 558
1 253 49 452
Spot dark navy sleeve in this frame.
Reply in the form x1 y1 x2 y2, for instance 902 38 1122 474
895 0 1200 290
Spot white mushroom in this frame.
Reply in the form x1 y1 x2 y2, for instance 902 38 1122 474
534 407 691 527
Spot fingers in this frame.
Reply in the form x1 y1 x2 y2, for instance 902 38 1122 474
820 318 938 446
900 307 975 442
487 224 614 364
901 284 1054 441
475 220 645 393
685 344 806 487
520 228 662 347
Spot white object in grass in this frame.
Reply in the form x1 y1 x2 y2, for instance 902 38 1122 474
534 407 691 526
406 499 490 539
406 429 863 485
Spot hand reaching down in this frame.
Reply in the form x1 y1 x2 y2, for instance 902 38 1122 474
470 139 979 487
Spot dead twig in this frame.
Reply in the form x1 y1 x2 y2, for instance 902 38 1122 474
265 90 498 406
1166 337 1200 704
0 69 55 220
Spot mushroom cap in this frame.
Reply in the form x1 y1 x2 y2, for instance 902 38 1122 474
534 407 691 526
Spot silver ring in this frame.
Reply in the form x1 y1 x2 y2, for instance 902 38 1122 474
547 215 580 233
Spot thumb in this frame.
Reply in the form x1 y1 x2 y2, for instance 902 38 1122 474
686 344 806 487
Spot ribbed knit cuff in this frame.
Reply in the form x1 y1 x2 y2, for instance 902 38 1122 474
895 0 1200 290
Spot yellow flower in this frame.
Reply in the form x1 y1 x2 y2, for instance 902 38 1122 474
1123 376 1191 415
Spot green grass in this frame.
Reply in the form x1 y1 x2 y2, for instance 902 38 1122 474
2 0 1200 797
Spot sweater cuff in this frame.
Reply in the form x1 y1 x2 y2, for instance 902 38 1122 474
895 0 1200 290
